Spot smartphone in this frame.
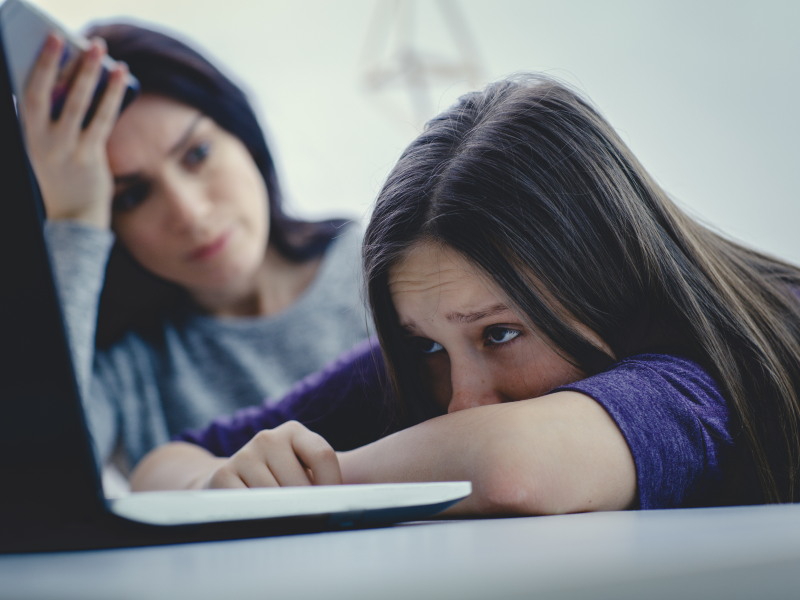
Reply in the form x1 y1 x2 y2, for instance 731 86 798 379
0 0 139 125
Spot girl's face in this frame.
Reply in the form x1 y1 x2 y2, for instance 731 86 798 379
106 94 269 297
389 242 603 413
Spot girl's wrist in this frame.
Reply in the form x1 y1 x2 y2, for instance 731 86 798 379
336 449 366 485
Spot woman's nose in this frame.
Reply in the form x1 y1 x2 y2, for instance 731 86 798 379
447 357 504 413
162 178 211 231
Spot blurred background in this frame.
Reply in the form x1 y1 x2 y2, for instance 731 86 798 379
37 0 800 262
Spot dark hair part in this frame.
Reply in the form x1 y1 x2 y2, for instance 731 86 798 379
364 74 800 503
86 23 347 345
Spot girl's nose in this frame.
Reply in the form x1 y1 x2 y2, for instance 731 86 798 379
447 357 503 413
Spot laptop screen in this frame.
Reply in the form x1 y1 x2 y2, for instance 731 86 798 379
0 16 105 540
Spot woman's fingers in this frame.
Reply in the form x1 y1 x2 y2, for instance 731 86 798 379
56 39 104 132
22 33 63 133
18 37 117 227
83 62 128 144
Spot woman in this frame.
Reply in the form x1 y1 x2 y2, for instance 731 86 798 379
131 75 800 514
24 26 371 473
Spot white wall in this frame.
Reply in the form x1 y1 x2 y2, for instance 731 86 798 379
36 0 800 262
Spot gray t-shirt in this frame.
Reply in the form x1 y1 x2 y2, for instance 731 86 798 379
44 220 372 468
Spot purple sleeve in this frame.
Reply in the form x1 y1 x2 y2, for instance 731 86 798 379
175 337 401 456
556 353 739 509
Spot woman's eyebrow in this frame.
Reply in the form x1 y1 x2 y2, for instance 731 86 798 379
167 114 204 157
446 303 511 324
113 115 204 185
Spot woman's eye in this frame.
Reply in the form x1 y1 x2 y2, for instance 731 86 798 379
485 327 521 346
112 183 150 212
416 339 444 354
183 142 210 168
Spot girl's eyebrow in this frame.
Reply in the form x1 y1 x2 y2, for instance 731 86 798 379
399 303 512 334
113 115 204 185
446 303 511 324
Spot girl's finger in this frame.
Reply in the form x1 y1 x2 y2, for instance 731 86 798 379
235 454 281 488
291 429 342 486
83 62 129 144
263 442 315 487
206 466 248 489
57 40 104 131
22 33 63 128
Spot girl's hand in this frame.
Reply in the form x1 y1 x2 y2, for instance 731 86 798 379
204 421 343 489
20 33 130 229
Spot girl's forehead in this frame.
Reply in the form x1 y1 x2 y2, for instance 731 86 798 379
389 243 474 291
387 243 506 315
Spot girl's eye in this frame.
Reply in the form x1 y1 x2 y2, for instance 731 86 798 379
485 327 521 346
183 142 210 168
112 183 151 212
416 338 444 354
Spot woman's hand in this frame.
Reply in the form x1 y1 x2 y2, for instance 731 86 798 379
20 33 129 229
130 422 342 492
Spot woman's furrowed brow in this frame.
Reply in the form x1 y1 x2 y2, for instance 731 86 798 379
167 114 204 157
113 115 205 184
445 303 511 324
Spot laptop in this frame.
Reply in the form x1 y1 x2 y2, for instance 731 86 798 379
0 1 470 554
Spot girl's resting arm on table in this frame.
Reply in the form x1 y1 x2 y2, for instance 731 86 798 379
132 352 739 515
338 391 637 516
131 390 636 516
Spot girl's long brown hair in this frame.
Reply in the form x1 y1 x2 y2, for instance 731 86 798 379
364 74 800 503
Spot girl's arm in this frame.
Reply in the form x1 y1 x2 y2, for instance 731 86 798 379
130 421 342 491
133 391 635 517
130 441 227 491
174 337 402 457
339 391 637 515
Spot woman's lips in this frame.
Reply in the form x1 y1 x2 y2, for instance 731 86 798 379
188 230 232 261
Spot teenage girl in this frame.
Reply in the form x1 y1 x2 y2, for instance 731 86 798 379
130 75 800 514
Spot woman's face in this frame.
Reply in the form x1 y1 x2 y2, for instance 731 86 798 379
106 94 269 296
389 242 602 413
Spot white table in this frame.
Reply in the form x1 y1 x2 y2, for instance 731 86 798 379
3 504 800 599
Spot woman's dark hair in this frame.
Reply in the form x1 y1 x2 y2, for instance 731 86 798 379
364 74 800 503
86 23 346 346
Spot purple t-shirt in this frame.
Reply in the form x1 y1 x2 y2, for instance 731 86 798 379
177 337 757 509
554 353 756 509
178 337 400 455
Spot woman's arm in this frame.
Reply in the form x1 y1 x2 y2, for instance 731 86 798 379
339 391 637 515
26 35 129 465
